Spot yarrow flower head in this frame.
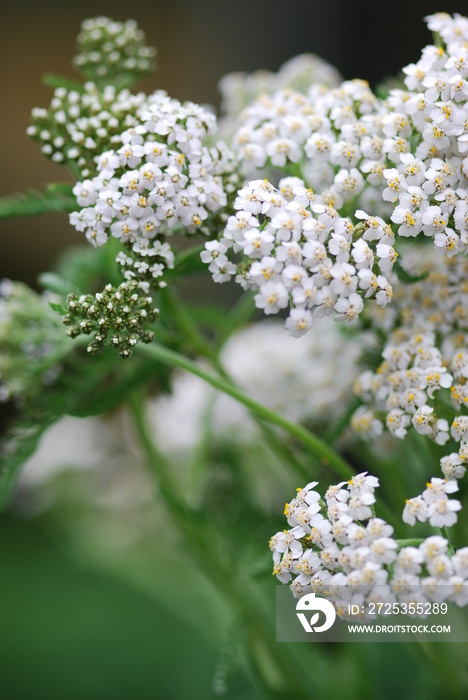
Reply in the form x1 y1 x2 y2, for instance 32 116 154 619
229 78 392 202
202 177 397 335
73 17 157 85
352 247 468 445
69 91 239 291
202 76 407 335
372 12 468 258
271 473 468 616
218 53 342 121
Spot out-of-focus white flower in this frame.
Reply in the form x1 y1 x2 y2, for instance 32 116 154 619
148 317 362 454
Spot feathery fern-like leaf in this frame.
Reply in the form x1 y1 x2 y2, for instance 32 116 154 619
0 183 77 221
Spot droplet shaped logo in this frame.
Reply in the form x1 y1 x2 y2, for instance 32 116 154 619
296 593 336 633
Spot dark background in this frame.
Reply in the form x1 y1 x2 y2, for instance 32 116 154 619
1 0 465 286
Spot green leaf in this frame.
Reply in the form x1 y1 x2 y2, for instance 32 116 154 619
165 245 206 279
53 239 124 293
39 272 76 296
184 296 257 345
0 345 171 510
0 408 59 509
0 184 77 221
62 353 164 418
42 73 84 92
48 301 68 315
111 74 145 91
212 619 242 696
394 259 429 284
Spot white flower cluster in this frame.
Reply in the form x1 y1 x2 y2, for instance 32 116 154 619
403 477 462 529
379 12 468 257
73 17 157 84
352 250 468 444
354 330 452 445
203 178 397 335
28 83 149 177
206 13 468 340
69 92 237 289
230 78 391 208
271 475 468 615
148 317 362 453
218 53 342 120
17 412 156 523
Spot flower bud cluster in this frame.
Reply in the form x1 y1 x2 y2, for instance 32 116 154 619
63 281 158 358
73 16 157 85
28 83 149 177
271 475 468 615
202 177 397 335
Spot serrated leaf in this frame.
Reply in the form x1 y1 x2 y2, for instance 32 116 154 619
0 184 77 221
212 619 242 697
39 272 75 296
48 301 68 314
42 73 84 92
0 345 170 510
62 351 167 418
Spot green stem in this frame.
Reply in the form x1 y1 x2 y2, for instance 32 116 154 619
323 397 362 445
441 527 455 556
219 292 257 344
161 288 312 481
395 538 425 549
137 340 405 531
136 341 355 482
127 393 312 699
160 287 219 363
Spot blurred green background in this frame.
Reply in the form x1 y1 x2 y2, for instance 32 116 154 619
0 514 229 700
